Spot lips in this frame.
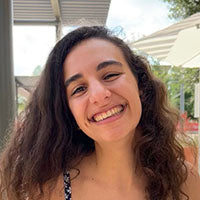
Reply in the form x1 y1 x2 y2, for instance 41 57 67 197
90 104 126 122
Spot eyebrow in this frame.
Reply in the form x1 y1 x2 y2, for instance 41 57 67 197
64 60 122 88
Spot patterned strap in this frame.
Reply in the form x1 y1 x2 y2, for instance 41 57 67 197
64 171 72 200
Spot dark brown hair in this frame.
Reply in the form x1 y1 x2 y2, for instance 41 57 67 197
0 26 188 200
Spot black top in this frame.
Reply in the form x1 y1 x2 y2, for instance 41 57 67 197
64 172 72 200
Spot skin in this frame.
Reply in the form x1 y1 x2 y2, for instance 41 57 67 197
40 165 200 200
63 38 144 200
181 162 200 200
64 39 142 145
40 39 200 200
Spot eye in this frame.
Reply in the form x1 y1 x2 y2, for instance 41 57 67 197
71 85 87 96
103 73 121 81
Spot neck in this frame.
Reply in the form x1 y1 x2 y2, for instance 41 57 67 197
90 138 138 189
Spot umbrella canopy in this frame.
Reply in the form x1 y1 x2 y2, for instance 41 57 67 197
132 13 200 172
131 12 200 63
164 26 200 67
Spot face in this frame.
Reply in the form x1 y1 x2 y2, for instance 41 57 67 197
63 39 142 144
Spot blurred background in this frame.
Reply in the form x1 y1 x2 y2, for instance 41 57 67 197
1 0 200 171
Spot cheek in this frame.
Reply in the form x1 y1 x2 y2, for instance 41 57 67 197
124 81 142 118
132 95 142 122
68 99 86 124
130 89 141 108
136 97 142 116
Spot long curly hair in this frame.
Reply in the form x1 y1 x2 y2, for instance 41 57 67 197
0 26 188 200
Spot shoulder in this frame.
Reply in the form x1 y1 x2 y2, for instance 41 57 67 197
32 173 65 200
181 162 200 200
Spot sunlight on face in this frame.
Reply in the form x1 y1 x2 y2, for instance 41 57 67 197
63 39 142 144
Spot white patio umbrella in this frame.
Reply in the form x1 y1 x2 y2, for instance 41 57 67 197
134 24 200 120
131 12 200 63
132 14 200 172
164 26 200 67
164 26 200 173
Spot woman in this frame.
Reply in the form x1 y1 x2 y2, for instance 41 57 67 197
0 26 199 200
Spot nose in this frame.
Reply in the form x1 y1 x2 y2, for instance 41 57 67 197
89 81 111 105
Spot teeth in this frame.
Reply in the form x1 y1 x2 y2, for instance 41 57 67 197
107 111 112 116
93 105 123 122
111 109 115 115
103 113 107 119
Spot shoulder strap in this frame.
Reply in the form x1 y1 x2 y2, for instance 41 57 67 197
64 171 72 200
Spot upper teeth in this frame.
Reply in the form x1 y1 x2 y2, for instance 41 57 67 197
93 105 123 122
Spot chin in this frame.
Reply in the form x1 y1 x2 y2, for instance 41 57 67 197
97 129 135 144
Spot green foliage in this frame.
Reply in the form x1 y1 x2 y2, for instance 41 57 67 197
17 95 27 114
112 26 127 40
151 65 199 119
32 65 43 76
162 0 200 19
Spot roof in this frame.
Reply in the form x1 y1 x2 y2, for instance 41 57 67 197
15 76 40 92
13 0 111 26
131 12 200 61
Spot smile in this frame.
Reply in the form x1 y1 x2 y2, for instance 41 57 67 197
92 105 125 122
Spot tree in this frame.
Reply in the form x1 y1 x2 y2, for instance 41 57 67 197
32 65 43 76
112 26 127 40
162 0 200 19
17 95 27 114
151 65 199 119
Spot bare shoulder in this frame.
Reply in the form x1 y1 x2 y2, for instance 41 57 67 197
181 162 200 200
33 173 64 200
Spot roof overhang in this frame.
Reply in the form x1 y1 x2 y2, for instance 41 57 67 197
13 0 111 26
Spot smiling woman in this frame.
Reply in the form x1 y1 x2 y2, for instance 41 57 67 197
64 38 142 143
0 26 199 200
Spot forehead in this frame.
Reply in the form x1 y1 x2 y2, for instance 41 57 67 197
63 38 127 75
